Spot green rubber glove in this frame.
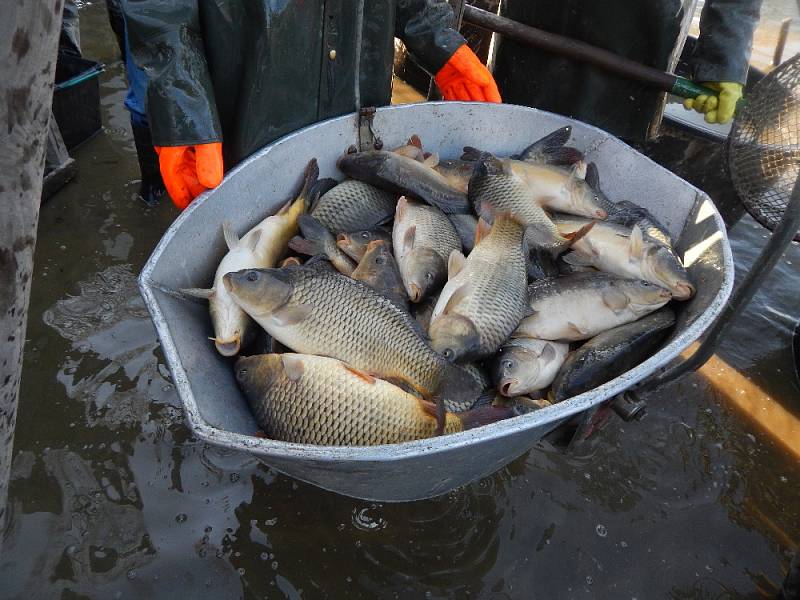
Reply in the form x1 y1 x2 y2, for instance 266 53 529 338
683 82 743 125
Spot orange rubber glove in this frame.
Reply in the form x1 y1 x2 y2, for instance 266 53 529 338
435 44 502 103
154 143 224 210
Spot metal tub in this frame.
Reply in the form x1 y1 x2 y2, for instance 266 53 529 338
139 103 733 502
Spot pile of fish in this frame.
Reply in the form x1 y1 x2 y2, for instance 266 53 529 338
183 127 695 447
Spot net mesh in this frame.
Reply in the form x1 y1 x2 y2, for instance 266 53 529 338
728 53 800 241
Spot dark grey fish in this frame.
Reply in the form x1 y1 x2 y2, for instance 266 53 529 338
338 150 471 214
289 214 356 275
551 308 676 402
310 179 396 233
336 228 393 262
351 240 408 310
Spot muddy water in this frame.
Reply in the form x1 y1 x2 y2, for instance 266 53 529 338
1 3 799 598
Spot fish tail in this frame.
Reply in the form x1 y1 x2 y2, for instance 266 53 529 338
420 397 447 435
436 362 482 417
297 158 320 210
458 405 515 430
288 235 322 257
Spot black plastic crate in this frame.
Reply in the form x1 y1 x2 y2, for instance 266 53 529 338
52 53 104 150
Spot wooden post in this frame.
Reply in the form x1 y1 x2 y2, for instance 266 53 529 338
0 0 61 540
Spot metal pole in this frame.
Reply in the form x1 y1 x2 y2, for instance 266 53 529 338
461 3 717 100
0 0 61 544
646 174 800 387
773 18 792 67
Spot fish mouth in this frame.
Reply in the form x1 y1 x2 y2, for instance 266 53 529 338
672 281 695 300
499 379 519 397
409 283 422 303
214 334 241 357
595 208 608 219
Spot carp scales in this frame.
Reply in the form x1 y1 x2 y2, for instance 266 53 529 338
430 215 528 361
223 262 482 415
309 179 396 233
236 353 512 445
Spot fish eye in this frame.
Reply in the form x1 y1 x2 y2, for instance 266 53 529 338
442 348 455 361
375 255 386 265
238 368 247 378
641 281 653 287
360 232 369 239
502 359 514 370
593 195 599 202
246 271 259 282
425 272 434 281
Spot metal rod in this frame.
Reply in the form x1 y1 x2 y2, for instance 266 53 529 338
773 18 792 67
647 175 800 387
462 4 678 92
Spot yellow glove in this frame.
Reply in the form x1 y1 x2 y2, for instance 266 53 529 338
683 82 743 125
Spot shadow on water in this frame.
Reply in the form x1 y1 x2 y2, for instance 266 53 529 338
1 2 799 599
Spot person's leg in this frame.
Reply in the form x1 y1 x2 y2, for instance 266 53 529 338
130 111 166 207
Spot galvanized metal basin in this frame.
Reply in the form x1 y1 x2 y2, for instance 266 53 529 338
139 102 734 502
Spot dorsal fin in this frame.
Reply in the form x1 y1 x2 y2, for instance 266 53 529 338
222 221 239 251
585 162 601 191
628 225 644 259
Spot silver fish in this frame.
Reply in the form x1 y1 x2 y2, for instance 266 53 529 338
393 197 461 303
513 272 672 342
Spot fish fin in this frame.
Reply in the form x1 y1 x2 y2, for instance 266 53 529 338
343 364 377 384
271 304 312 327
280 354 305 381
601 288 630 313
561 252 592 267
275 197 294 216
181 287 214 300
418 398 446 435
570 160 588 180
244 229 262 253
518 126 583 166
474 218 492 246
628 225 645 260
441 282 473 315
403 225 416 252
458 405 515 430
287 236 320 256
567 321 588 337
585 162 601 191
523 305 537 318
422 152 439 168
409 134 422 149
563 222 595 246
222 221 239 250
447 250 466 280
279 256 302 268
296 158 320 210
298 214 332 241
540 342 558 363
460 146 484 162
308 177 338 212
395 195 411 223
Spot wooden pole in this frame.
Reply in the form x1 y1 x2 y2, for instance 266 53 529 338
0 0 61 540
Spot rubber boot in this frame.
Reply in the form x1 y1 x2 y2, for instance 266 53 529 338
131 118 166 207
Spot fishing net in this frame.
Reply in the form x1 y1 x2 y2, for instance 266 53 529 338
728 53 800 241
